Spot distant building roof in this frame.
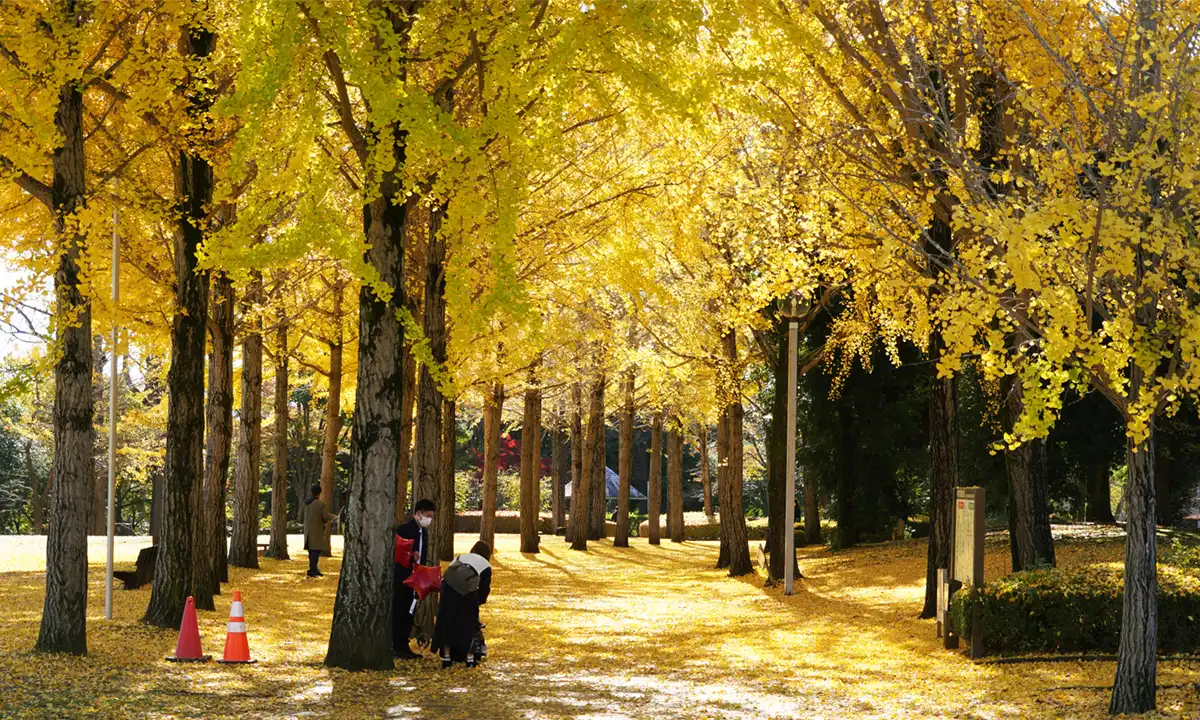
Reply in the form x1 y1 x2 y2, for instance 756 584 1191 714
564 467 647 501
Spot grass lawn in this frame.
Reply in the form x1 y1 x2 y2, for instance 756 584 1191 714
0 527 1196 719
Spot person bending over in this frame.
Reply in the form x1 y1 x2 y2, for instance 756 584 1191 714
432 540 492 667
393 499 436 660
302 484 332 577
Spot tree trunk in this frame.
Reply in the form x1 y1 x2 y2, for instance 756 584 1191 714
27 441 44 534
921 372 959 619
1003 382 1055 572
264 319 290 560
725 399 754 576
588 376 606 541
1005 436 1054 571
319 283 344 557
835 392 859 549
551 415 566 531
36 61 93 653
567 385 582 543
720 330 753 577
196 273 234 606
716 408 729 569
395 348 415 524
571 378 601 551
439 398 456 561
615 373 633 547
228 271 263 569
767 327 789 570
1086 461 1115 523
520 383 542 553
143 24 214 628
1153 435 1173 526
804 471 821 546
667 421 684 543
324 186 406 671
1110 430 1158 714
413 362 442 552
415 201 448 558
647 411 663 545
698 424 712 518
480 382 503 550
91 336 106 537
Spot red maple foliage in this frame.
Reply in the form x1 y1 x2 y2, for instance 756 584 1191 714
471 433 552 475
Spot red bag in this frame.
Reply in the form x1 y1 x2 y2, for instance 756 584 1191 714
394 535 414 567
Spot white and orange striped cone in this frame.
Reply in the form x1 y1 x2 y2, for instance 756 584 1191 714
216 590 256 664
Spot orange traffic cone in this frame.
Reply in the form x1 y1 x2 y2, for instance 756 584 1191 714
166 596 211 662
216 590 255 664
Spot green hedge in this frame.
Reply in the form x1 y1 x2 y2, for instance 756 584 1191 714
950 564 1200 654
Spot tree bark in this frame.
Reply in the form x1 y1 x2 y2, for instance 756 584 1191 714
551 415 566 531
324 187 407 671
567 385 582 543
395 348 416 524
588 376 606 541
228 271 263 569
415 200 447 558
804 471 821 546
36 51 93 653
767 327 790 571
835 392 859 549
519 382 542 553
647 411 663 546
667 421 684 543
721 331 753 577
716 408 730 569
1003 384 1055 572
143 23 214 628
319 282 344 557
572 378 602 550
615 372 633 547
921 371 959 619
698 424 712 518
264 318 290 560
479 382 503 550
195 273 234 607
1111 430 1158 714
91 335 106 537
27 441 44 534
1086 461 1115 523
439 398 456 561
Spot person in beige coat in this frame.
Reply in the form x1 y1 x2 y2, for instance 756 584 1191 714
303 484 332 577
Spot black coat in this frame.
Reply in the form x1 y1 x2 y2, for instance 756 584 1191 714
431 555 492 656
394 518 430 582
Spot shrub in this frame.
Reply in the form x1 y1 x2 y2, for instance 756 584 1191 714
950 564 1200 654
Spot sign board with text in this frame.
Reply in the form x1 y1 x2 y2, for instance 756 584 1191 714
951 487 984 588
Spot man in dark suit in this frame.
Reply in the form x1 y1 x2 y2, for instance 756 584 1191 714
394 498 437 659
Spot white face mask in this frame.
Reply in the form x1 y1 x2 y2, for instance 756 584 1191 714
416 514 432 529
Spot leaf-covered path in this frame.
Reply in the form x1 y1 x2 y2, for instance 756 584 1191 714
0 532 1196 719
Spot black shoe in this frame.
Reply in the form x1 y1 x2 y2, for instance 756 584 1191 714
306 571 319 577
314 570 325 576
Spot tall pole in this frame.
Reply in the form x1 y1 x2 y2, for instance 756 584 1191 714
784 313 798 595
105 202 119 620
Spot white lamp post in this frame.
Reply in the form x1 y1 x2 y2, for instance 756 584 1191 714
105 200 119 620
781 294 808 596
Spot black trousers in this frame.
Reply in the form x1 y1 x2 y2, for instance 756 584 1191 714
393 579 416 654
308 550 320 575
